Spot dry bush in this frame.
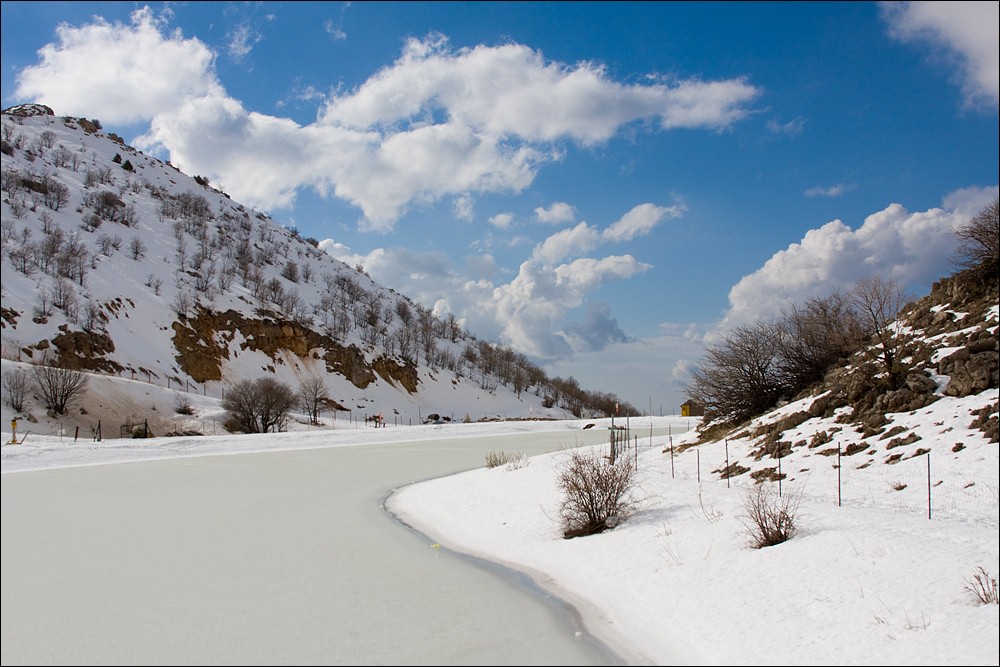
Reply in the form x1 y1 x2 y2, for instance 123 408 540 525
505 453 529 471
222 377 296 433
31 362 87 415
485 449 516 468
557 449 637 539
741 483 800 548
174 393 195 415
3 368 31 412
965 567 999 605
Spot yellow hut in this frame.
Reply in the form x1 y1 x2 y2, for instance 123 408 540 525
680 400 704 417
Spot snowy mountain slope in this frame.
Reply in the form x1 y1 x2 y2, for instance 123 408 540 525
1 104 617 437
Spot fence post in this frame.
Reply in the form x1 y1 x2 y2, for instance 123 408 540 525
837 446 842 507
927 451 932 520
778 453 782 498
670 442 674 479
697 449 700 483
725 439 730 488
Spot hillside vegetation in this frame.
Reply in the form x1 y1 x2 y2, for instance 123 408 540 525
682 197 998 491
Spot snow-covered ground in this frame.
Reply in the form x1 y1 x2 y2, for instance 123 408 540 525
3 393 997 665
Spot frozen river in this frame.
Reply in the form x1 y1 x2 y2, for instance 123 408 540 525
1 427 626 665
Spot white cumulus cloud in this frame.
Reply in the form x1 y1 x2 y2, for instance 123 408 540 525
881 1 999 108
720 185 999 330
534 202 576 224
603 203 683 242
14 7 222 125
488 212 514 229
14 14 759 231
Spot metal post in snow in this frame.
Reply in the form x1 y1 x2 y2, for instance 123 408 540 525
927 451 932 520
725 439 730 488
697 448 700 483
778 452 782 498
648 395 653 448
837 446 842 507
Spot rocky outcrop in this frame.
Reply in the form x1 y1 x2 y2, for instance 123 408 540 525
172 306 419 392
938 334 999 397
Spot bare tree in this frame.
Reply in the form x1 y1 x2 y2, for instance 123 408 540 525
173 289 192 319
32 362 88 415
50 278 76 312
145 273 163 296
299 375 329 425
281 260 300 283
687 320 787 424
849 275 910 391
3 368 32 412
7 243 37 276
33 289 52 319
80 300 107 334
96 233 116 255
952 197 999 284
41 175 69 211
222 377 297 433
776 291 866 394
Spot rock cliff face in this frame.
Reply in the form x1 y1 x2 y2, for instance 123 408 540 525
171 306 419 392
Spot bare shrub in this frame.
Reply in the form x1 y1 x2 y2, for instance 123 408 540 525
482 450 528 470
965 567 998 605
31 362 88 415
485 449 516 468
222 377 296 433
505 453 529 471
174 393 195 415
3 368 32 412
741 483 800 548
557 449 637 539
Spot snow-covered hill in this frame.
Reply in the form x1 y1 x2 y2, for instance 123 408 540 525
1 103 996 473
1 104 617 438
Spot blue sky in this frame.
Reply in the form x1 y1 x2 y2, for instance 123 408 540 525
2 1 997 412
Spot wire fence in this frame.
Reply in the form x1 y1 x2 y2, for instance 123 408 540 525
616 432 998 527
